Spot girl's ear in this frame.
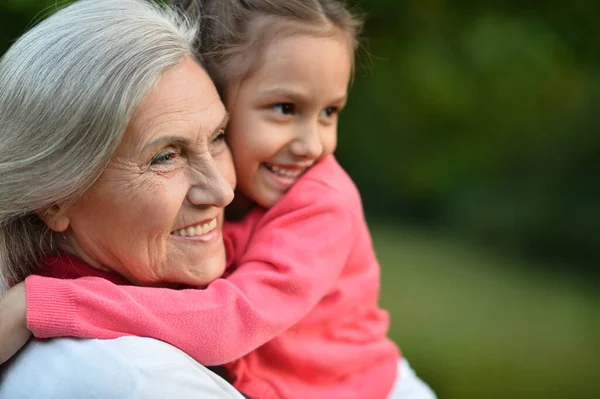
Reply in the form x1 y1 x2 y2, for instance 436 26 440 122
36 205 70 233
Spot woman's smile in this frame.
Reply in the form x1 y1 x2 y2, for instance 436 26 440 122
170 217 220 242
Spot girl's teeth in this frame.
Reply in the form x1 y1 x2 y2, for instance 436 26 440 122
267 164 302 178
172 218 217 237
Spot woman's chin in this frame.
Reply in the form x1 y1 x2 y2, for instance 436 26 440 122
160 227 227 285
172 244 227 287
192 248 227 285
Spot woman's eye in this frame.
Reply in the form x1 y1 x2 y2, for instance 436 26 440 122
272 103 295 115
213 129 227 144
151 151 178 165
321 106 339 118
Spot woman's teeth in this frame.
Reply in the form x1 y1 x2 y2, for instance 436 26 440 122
264 164 303 178
172 218 217 237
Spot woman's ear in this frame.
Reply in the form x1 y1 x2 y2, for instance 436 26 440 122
36 205 70 232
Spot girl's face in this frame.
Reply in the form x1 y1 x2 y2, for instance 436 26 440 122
225 29 353 210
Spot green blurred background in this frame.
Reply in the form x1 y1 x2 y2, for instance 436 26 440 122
1 0 599 397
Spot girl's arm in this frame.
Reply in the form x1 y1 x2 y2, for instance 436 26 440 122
0 283 31 364
22 178 359 365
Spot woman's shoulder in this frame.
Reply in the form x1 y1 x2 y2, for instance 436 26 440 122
0 337 244 399
0 337 141 398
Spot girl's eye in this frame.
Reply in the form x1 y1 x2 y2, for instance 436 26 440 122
272 103 295 115
321 106 339 118
151 150 178 166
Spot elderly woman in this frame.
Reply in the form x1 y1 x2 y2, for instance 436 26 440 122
0 0 244 397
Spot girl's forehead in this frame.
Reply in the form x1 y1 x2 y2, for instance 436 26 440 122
261 31 352 71
221 18 355 98
234 33 352 105
246 16 353 62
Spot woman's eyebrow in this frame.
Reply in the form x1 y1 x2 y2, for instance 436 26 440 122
211 112 230 137
144 136 190 150
144 112 230 149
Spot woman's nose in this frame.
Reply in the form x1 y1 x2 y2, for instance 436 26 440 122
187 163 235 208
290 122 323 159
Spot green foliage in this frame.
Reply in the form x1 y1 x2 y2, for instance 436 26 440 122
338 1 599 269
1 0 598 269
374 224 600 399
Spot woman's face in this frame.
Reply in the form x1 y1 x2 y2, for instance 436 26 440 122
58 58 236 286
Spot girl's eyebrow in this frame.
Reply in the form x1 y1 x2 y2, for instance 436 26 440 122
259 87 347 105
258 87 308 102
332 95 348 105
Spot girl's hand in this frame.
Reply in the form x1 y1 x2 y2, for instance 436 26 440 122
0 282 31 364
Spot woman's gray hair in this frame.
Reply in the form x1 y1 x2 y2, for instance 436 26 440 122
0 0 199 291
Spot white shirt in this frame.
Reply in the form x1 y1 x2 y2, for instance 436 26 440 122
0 336 246 399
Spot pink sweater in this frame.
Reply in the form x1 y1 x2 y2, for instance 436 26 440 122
25 156 399 399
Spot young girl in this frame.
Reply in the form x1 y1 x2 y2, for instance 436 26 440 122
1 0 435 398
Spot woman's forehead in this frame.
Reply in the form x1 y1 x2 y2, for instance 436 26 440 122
123 59 226 150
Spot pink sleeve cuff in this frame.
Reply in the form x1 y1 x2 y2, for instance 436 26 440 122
25 275 79 338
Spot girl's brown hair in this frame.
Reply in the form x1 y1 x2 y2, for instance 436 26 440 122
172 0 363 99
